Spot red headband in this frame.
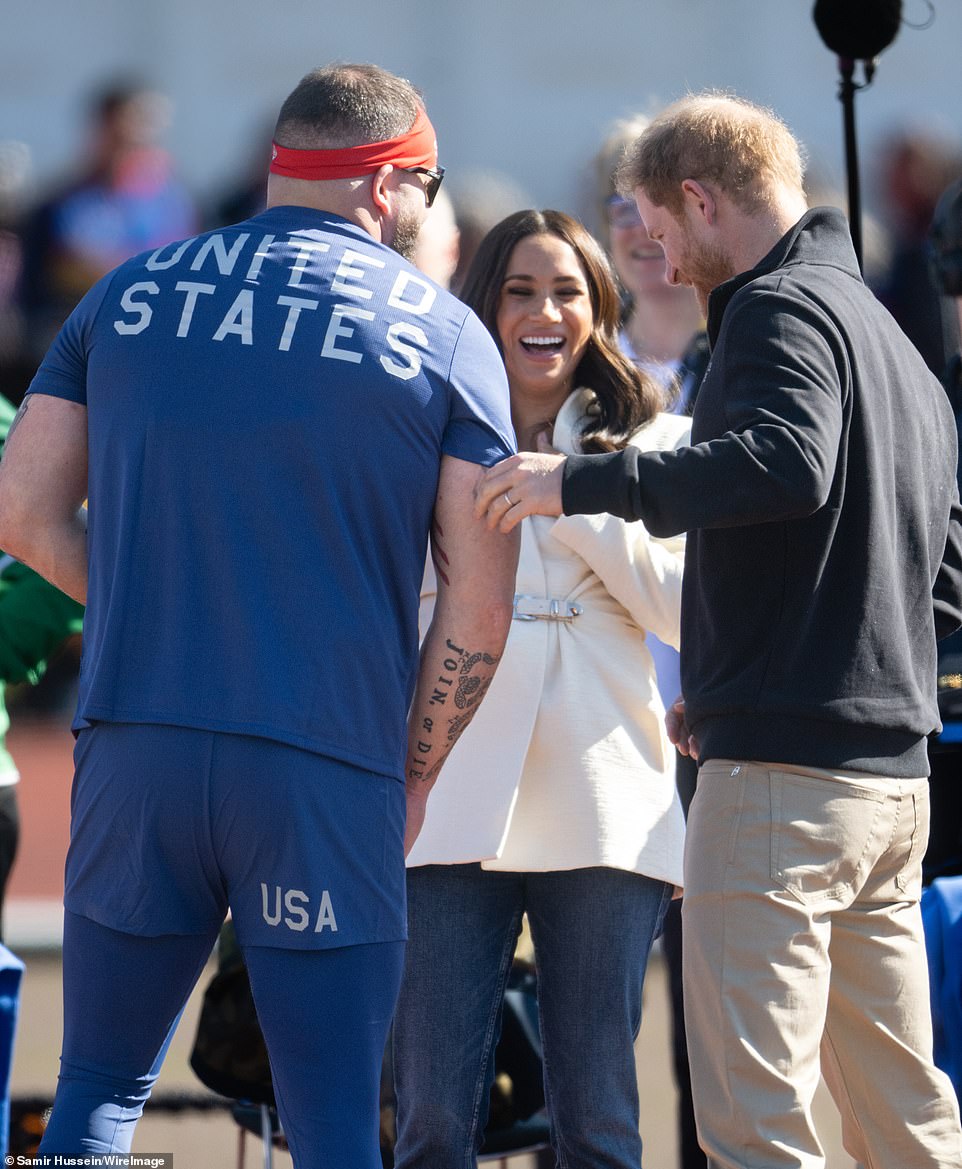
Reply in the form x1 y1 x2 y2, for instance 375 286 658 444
269 107 437 181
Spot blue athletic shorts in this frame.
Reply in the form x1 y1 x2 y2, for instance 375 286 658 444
65 723 406 949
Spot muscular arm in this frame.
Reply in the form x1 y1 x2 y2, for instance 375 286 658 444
0 394 88 604
404 454 519 854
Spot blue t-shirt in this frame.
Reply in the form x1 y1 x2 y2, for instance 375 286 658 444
28 206 515 779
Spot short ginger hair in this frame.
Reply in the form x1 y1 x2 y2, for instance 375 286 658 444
616 92 806 216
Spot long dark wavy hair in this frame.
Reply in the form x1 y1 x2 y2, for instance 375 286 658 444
459 209 664 452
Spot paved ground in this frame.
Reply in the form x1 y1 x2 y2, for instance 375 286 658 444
5 716 855 1168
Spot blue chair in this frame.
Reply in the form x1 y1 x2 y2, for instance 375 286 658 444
921 875 962 1099
0 944 25 1161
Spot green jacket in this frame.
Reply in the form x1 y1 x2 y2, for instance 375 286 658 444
0 395 85 780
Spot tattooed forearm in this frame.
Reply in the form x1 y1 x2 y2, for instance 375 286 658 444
425 639 498 711
407 636 502 787
446 698 488 743
455 653 498 708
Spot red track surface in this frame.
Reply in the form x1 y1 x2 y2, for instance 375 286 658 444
6 717 74 900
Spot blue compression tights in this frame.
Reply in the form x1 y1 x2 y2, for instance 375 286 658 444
40 911 404 1168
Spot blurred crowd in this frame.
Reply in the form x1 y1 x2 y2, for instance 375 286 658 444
2 76 960 411
2 75 960 735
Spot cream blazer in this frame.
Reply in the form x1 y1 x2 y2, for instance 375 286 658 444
407 389 690 885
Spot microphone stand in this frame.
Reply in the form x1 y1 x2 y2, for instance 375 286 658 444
837 56 864 273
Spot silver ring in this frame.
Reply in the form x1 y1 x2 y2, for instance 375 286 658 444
503 492 514 507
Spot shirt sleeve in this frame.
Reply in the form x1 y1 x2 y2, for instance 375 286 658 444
25 271 116 406
442 310 516 466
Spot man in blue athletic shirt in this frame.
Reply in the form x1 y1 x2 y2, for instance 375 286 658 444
0 63 519 1167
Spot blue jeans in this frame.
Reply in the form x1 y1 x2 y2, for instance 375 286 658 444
393 864 672 1169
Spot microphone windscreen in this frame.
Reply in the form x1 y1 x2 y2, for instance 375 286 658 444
813 0 902 60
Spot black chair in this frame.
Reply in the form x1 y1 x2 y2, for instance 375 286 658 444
191 928 551 1169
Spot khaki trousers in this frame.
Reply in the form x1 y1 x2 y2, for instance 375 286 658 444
683 759 962 1169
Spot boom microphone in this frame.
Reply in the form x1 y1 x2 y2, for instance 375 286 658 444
813 0 903 62
811 0 903 274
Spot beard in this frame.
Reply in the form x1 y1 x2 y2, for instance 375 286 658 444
682 238 736 315
390 207 423 262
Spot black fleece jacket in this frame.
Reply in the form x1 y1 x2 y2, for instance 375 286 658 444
563 207 962 777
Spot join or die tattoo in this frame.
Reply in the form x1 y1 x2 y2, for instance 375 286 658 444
408 636 500 784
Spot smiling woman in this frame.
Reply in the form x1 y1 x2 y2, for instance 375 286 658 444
495 233 593 446
461 208 661 454
392 208 691 1169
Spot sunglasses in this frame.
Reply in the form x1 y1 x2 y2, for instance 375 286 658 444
399 165 446 208
605 194 644 229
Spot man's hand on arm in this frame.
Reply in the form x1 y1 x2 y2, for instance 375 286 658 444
404 455 520 855
0 394 88 604
473 434 566 533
